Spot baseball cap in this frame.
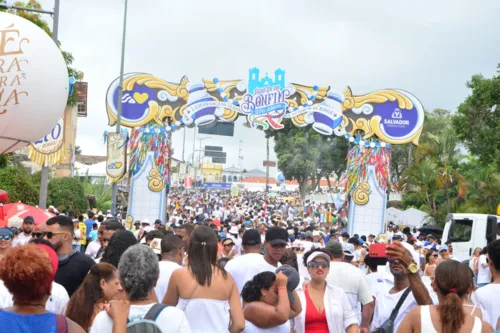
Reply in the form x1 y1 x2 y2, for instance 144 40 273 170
23 216 35 224
438 245 448 252
149 238 162 255
305 231 313 239
0 228 13 237
142 219 150 225
326 240 342 256
265 227 288 246
306 251 331 264
242 229 261 246
342 243 355 256
312 230 320 237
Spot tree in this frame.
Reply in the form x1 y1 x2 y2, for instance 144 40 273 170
0 167 38 205
81 175 112 212
267 120 347 198
75 146 82 156
452 64 500 168
48 177 87 213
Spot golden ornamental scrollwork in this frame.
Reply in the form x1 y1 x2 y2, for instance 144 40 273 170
148 167 165 192
353 182 371 205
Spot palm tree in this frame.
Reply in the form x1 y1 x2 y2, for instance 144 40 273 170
404 159 438 216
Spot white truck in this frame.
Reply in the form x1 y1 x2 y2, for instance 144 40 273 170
442 213 500 262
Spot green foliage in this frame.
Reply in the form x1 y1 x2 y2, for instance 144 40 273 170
75 146 82 156
80 173 112 212
6 0 84 106
48 177 87 213
0 167 38 205
267 121 348 198
453 64 500 168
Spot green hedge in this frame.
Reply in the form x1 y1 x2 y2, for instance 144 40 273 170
48 177 87 213
0 167 38 205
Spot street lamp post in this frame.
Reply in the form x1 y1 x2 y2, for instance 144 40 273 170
110 0 129 216
195 137 211 189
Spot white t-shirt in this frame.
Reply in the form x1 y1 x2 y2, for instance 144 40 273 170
365 269 394 297
0 280 69 314
85 241 101 259
72 229 81 245
90 303 191 333
225 253 281 294
371 284 438 332
327 261 373 324
477 255 490 284
155 261 182 302
473 283 500 327
12 232 32 246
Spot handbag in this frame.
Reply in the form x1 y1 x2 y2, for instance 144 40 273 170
372 287 412 333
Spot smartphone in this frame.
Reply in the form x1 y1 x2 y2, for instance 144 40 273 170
369 243 388 258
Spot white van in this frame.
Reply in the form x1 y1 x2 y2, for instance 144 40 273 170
442 213 500 262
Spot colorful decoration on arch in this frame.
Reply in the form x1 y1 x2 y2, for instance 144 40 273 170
105 69 424 144
345 139 391 201
27 117 65 167
128 123 171 184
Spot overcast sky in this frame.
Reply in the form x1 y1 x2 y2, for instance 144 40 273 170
35 0 500 173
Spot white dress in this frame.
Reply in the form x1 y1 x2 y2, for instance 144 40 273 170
177 298 230 333
420 305 482 333
243 320 290 333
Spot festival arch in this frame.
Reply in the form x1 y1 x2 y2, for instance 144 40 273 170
105 68 424 235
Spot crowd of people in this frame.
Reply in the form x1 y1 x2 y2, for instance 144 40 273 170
0 189 499 332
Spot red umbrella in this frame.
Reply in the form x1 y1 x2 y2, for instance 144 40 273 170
2 202 55 228
0 190 9 203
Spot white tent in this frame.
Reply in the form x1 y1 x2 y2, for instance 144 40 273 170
385 207 430 227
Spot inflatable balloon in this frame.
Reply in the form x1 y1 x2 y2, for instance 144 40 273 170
0 12 69 154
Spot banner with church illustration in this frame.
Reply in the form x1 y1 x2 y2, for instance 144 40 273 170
27 117 65 167
105 68 424 233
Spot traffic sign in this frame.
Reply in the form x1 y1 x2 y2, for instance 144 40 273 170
263 161 276 167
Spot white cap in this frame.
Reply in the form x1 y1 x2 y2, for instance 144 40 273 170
306 251 331 264
229 226 239 234
312 230 320 237
142 219 150 224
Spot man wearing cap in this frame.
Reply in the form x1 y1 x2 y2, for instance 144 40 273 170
225 229 266 294
0 228 13 257
325 240 373 333
13 216 34 246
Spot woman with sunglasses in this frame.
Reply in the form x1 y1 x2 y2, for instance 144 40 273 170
293 248 358 333
424 248 439 278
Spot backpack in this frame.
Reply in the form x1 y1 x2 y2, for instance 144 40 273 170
126 304 168 333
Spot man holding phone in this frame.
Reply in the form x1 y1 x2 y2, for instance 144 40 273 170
370 242 436 332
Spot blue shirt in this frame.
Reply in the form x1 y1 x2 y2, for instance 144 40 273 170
0 311 59 333
89 230 98 242
84 219 94 239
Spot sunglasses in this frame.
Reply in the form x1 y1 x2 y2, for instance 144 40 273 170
224 243 235 247
0 235 11 241
307 261 330 269
32 231 69 239
432 254 439 257
102 238 112 243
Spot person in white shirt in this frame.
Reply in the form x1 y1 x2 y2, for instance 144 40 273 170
477 247 490 288
13 216 34 246
90 245 191 333
371 243 437 333
474 240 500 328
325 241 373 333
152 235 183 302
225 229 266 294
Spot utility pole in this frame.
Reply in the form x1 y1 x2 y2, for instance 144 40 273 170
192 128 196 187
265 136 270 193
110 0 129 216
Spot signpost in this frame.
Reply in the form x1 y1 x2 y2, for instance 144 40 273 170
263 161 276 167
